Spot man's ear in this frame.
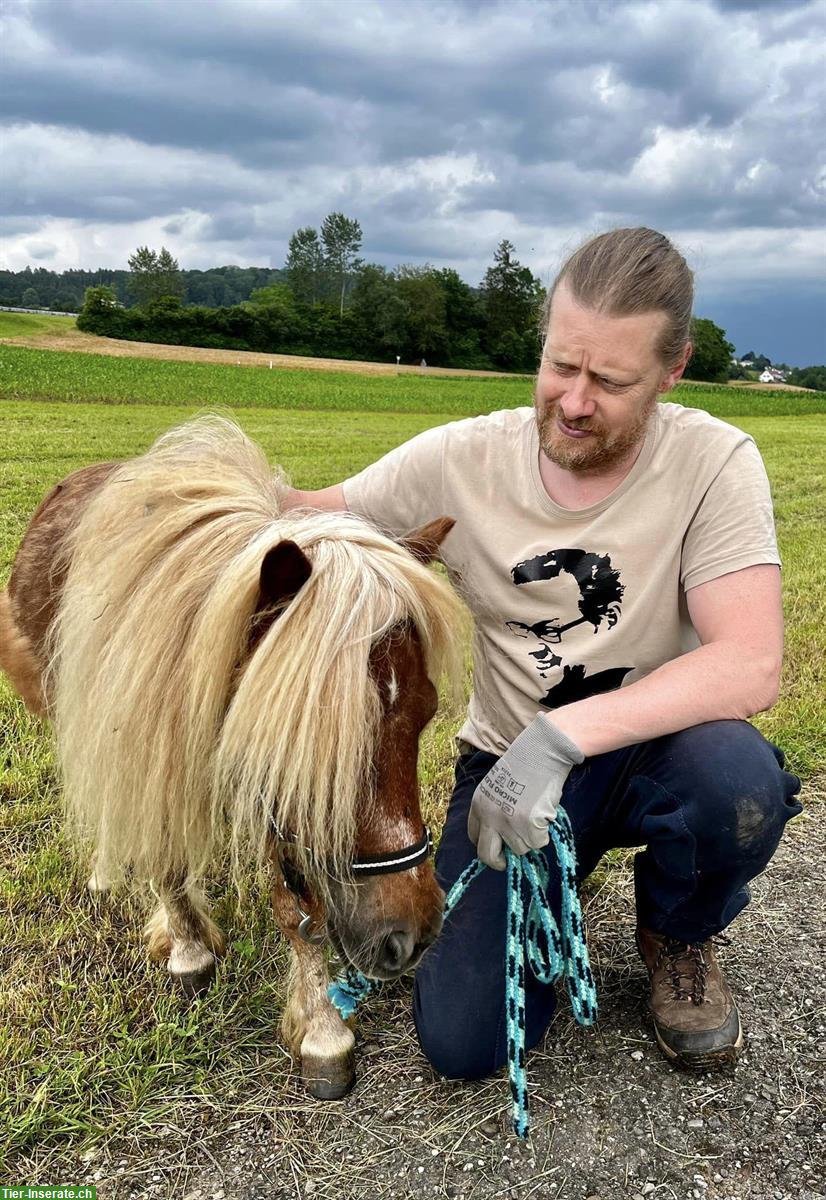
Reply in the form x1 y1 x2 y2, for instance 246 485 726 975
401 516 456 565
659 341 692 394
259 540 313 606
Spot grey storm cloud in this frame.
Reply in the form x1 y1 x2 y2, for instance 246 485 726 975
0 0 824 360
4 0 823 172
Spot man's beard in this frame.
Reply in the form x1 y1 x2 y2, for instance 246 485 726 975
535 392 658 474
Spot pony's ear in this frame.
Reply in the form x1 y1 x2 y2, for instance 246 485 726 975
259 540 313 606
401 516 456 565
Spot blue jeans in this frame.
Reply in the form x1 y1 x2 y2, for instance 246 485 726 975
412 720 802 1080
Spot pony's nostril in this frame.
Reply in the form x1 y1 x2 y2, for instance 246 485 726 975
379 929 415 973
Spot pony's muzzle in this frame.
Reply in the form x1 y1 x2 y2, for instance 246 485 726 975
377 928 416 975
326 844 445 979
371 912 444 979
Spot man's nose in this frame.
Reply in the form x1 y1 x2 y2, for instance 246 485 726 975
559 373 597 420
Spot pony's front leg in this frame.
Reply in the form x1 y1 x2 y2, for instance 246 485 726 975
145 876 226 998
271 865 355 1100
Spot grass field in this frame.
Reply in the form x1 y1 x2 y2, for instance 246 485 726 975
2 341 825 418
0 311 77 339
1 335 824 1178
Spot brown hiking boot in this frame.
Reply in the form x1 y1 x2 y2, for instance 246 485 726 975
636 927 743 1069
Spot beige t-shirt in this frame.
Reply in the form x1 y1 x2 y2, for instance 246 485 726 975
342 403 780 756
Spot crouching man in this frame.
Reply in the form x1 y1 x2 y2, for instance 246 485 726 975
285 227 802 1074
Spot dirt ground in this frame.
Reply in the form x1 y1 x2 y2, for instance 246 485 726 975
56 799 824 1200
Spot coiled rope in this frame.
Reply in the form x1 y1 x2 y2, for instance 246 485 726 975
328 807 598 1139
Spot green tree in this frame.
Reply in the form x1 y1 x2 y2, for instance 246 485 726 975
788 365 826 392
127 246 183 307
479 240 544 367
286 227 325 305
50 292 78 312
395 266 448 360
490 329 524 369
156 247 183 298
80 284 120 312
432 267 486 364
76 285 126 334
245 282 302 345
727 362 750 381
349 264 407 356
247 282 296 311
684 317 735 383
321 212 363 317
740 349 771 371
21 287 40 308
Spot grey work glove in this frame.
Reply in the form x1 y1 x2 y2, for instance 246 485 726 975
468 716 584 870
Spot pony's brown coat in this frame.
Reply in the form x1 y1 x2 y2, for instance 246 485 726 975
1 463 117 716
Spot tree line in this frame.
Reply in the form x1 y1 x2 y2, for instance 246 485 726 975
34 211 801 381
77 220 548 371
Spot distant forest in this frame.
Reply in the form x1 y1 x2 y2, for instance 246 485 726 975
0 264 288 312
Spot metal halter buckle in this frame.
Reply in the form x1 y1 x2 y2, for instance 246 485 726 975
297 905 327 945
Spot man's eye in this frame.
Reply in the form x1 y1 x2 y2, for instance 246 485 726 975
597 377 624 390
553 362 576 374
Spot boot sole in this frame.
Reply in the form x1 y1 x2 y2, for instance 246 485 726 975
653 1019 743 1071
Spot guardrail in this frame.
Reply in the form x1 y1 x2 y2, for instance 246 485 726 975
0 305 79 317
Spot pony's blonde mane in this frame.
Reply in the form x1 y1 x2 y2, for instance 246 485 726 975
50 416 465 890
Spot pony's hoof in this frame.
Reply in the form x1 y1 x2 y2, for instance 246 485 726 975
171 962 216 999
302 1051 356 1100
86 869 109 904
168 945 217 998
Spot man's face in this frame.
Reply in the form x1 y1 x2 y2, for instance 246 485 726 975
534 281 686 474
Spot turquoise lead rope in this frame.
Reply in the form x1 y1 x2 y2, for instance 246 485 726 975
327 807 598 1139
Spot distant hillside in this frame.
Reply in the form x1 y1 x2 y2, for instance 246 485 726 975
0 265 288 312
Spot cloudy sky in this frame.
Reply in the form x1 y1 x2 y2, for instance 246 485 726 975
2 0 824 363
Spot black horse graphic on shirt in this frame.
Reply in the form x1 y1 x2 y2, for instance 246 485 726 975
508 548 633 708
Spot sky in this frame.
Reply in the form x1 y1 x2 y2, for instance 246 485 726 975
1 0 824 364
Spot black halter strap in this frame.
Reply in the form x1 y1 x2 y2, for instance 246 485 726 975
272 823 434 881
348 826 433 876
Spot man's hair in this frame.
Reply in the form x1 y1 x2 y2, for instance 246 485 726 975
543 227 694 367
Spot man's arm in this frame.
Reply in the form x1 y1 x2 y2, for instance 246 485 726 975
283 484 348 512
549 563 783 758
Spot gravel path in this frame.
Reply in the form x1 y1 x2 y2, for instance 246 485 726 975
75 805 824 1200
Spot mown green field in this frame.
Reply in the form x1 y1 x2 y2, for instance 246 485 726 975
0 311 77 338
1 344 824 1173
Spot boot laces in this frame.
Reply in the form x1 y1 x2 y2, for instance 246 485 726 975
656 936 724 1005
